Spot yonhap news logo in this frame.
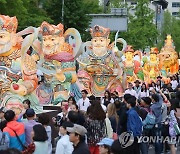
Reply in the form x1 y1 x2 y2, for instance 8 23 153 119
119 132 134 148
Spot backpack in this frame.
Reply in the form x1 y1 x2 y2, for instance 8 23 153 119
142 108 156 129
0 133 8 150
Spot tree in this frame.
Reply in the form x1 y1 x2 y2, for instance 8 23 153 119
158 11 180 54
43 0 102 41
121 0 158 50
0 0 52 31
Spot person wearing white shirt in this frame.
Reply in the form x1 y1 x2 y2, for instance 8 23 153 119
101 90 114 107
77 90 90 112
138 83 149 98
125 83 138 98
171 76 178 90
55 121 74 154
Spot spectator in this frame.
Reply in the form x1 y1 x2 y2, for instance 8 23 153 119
97 138 114 154
3 110 25 151
0 128 9 150
18 99 31 121
150 89 163 154
134 80 141 95
107 103 118 134
85 100 106 154
0 148 21 154
22 99 31 110
111 91 119 102
138 83 149 98
55 121 74 154
111 139 126 154
38 113 52 154
117 94 132 135
23 108 39 146
156 80 162 92
168 102 178 154
77 90 90 113
52 100 68 127
0 107 7 131
70 104 85 126
126 96 142 154
125 83 138 98
68 111 79 124
167 83 174 92
171 76 178 90
23 124 48 154
67 124 90 154
68 96 76 111
101 90 114 107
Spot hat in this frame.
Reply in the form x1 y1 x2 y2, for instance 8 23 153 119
67 124 87 136
25 108 35 117
97 138 114 146
134 80 141 84
90 25 110 38
0 107 7 113
157 76 162 79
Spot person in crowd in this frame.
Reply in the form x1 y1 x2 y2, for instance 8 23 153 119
107 103 118 135
168 102 178 154
166 83 174 92
22 124 48 154
23 108 39 146
0 127 9 150
97 138 114 154
0 148 21 154
85 100 107 154
38 113 52 154
138 83 149 98
116 94 132 135
139 97 152 154
156 80 162 92
101 90 114 107
18 99 31 121
69 104 85 126
134 80 141 95
55 121 74 154
126 96 142 154
52 100 69 127
111 139 126 154
67 124 90 154
77 90 90 113
0 107 7 131
68 111 79 124
171 75 178 90
125 82 138 98
68 96 76 111
3 110 25 151
111 91 119 102
150 89 163 154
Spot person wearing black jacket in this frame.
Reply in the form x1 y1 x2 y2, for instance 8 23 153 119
67 124 90 154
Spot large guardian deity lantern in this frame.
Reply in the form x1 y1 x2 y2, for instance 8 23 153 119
77 25 126 96
0 15 26 114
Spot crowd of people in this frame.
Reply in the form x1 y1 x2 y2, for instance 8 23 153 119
0 75 180 154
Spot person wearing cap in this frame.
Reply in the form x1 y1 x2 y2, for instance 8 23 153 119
67 124 90 154
55 121 74 154
23 108 39 146
97 138 114 154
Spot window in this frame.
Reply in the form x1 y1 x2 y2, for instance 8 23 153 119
172 12 179 16
172 2 180 7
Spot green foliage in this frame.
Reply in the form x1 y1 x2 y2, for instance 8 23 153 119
158 11 180 53
121 0 158 50
44 0 102 41
0 0 52 31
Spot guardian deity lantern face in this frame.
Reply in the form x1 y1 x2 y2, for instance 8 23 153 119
150 47 158 63
0 15 18 54
40 22 65 55
90 25 110 57
124 46 134 61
